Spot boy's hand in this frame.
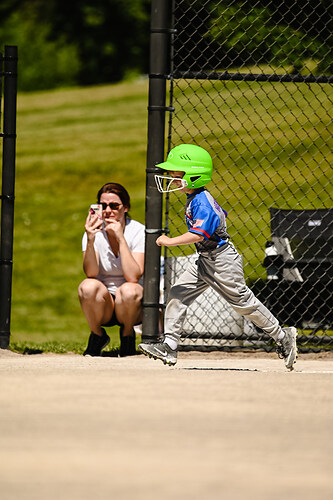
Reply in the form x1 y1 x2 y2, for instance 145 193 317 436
156 232 204 247
156 235 171 247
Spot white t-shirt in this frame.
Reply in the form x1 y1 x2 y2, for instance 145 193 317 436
82 218 145 294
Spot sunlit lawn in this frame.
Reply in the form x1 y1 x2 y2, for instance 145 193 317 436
10 80 148 353
5 74 333 353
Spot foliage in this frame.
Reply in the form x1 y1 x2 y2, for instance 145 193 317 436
1 0 333 91
174 0 333 74
0 0 151 90
0 8 81 91
207 4 327 72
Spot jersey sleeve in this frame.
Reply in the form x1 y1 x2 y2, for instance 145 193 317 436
188 204 220 240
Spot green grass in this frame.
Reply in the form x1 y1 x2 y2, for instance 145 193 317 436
8 80 149 353
10 326 139 355
3 74 333 354
168 78 333 279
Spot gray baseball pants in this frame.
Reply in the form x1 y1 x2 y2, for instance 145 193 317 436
164 243 281 341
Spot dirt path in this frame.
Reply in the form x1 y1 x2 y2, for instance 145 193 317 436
1 350 332 500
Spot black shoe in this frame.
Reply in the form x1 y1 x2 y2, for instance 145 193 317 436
119 326 136 357
83 328 110 356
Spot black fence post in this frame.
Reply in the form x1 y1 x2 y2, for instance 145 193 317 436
0 46 18 349
142 0 171 341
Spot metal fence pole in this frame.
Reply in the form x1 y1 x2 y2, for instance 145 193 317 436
142 0 171 341
0 46 18 349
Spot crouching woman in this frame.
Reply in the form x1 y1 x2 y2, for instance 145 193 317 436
78 183 145 356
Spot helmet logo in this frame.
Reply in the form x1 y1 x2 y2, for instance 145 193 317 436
179 154 191 161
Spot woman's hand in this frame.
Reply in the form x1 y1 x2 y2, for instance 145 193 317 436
104 220 124 241
85 212 103 241
83 212 102 277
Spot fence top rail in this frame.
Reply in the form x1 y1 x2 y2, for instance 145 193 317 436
171 71 333 84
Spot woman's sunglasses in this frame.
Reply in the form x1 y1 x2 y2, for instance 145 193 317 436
101 202 122 211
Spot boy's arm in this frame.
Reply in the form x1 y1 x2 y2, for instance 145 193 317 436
156 232 204 247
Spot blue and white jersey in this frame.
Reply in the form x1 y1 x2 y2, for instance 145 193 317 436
185 188 230 252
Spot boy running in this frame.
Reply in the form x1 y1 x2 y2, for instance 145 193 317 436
138 144 298 370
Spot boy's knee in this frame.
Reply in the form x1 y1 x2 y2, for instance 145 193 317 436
168 284 192 305
168 284 183 300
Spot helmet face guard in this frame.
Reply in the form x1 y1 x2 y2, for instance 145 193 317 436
154 174 188 193
154 144 213 193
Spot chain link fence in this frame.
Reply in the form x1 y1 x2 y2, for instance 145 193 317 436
160 0 333 352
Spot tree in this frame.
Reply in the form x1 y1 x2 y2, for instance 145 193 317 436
0 0 151 90
207 2 328 73
173 0 333 75
39 0 151 85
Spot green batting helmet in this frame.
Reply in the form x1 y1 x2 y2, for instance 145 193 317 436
155 144 213 192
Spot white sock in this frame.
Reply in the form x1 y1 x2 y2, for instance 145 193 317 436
164 334 179 351
277 330 285 341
